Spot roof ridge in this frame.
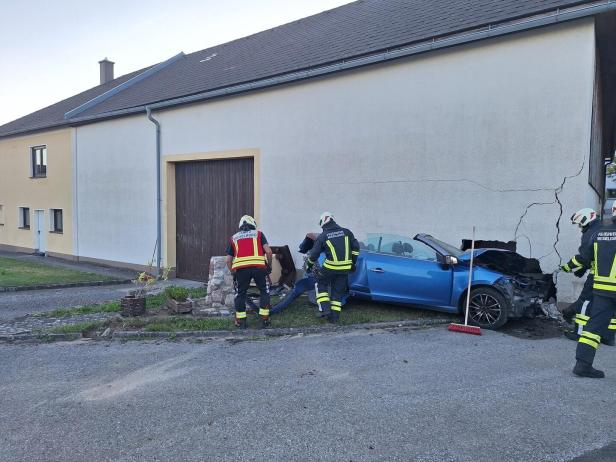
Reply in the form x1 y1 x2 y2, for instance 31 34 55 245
64 52 185 120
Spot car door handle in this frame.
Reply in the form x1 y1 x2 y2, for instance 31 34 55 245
370 268 385 273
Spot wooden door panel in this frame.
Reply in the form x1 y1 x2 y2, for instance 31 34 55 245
175 158 254 281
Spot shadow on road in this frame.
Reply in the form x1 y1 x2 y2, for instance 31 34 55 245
500 317 565 340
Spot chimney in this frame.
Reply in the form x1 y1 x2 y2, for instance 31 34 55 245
98 58 114 85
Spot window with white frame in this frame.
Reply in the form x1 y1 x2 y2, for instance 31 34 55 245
18 207 30 229
50 209 63 233
0 204 4 225
31 145 47 178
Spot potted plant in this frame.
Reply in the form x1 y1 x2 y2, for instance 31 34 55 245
165 286 193 314
121 259 170 317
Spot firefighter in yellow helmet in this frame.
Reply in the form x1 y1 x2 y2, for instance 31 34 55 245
226 215 273 329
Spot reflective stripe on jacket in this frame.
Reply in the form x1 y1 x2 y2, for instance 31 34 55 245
576 221 616 298
307 222 360 272
231 230 266 270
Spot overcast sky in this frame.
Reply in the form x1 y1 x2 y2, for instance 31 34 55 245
0 0 351 126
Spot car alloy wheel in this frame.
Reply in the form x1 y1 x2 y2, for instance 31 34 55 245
469 293 502 327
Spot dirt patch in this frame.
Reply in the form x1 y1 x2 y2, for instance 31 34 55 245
500 316 566 340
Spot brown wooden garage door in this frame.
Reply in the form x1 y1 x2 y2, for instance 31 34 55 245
175 158 254 281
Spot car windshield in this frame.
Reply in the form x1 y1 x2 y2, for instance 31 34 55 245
360 233 439 262
428 237 464 257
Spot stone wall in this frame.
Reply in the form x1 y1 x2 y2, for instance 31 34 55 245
204 256 236 308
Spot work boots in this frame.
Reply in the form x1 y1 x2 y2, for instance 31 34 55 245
318 308 331 319
328 311 340 324
235 317 247 329
260 317 271 329
573 360 605 378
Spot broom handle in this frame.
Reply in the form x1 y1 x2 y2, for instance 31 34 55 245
464 226 476 326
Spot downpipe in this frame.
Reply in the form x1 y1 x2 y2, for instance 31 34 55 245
146 106 162 278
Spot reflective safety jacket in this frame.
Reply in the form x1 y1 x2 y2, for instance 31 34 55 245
576 221 616 298
307 221 360 272
562 219 602 275
230 230 267 270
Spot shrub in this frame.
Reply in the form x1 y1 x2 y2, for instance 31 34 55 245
164 286 190 302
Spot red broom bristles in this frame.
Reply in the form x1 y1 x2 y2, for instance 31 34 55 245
448 323 482 335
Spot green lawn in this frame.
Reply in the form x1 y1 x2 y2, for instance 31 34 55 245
0 256 118 288
47 294 448 334
41 284 452 335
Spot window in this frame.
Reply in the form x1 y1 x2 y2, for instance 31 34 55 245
0 204 4 225
31 146 47 178
361 233 438 262
50 209 63 233
19 207 30 229
607 189 616 200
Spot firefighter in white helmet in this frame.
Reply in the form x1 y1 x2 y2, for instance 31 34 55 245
561 208 614 346
306 212 360 323
226 215 273 329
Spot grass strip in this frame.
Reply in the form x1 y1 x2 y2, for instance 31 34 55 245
0 256 118 288
37 287 208 318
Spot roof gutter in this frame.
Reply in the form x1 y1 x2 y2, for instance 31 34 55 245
2 0 615 137
146 106 163 278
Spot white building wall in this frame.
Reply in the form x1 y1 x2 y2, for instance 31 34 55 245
75 117 157 266
76 19 598 300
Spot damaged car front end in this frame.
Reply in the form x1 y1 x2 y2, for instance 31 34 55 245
465 249 556 324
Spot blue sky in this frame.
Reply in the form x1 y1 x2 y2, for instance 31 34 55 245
0 0 350 125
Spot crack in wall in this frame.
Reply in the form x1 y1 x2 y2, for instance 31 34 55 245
339 163 586 275
514 161 586 278
340 177 562 194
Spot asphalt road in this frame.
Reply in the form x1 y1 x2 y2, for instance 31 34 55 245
1 326 615 462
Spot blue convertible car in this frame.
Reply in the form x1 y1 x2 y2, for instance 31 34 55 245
272 233 554 329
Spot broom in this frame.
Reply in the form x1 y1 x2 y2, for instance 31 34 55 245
448 226 482 335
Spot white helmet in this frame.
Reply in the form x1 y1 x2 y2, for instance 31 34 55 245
319 212 334 228
570 208 598 228
239 215 257 229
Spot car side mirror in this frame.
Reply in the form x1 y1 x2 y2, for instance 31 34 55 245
445 256 458 265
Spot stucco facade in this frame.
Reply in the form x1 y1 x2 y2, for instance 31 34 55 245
74 19 599 300
0 128 74 257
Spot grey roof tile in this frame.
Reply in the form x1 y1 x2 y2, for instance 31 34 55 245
0 0 596 137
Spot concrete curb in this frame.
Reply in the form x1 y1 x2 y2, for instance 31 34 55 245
0 332 82 342
0 317 457 344
0 279 132 293
110 317 456 340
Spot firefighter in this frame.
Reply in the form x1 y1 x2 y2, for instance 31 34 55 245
561 208 602 341
306 212 360 323
571 217 616 378
226 215 273 329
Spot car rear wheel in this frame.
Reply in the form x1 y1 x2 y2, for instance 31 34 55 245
465 287 510 330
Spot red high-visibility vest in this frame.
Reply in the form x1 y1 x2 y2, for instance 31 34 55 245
231 230 266 270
